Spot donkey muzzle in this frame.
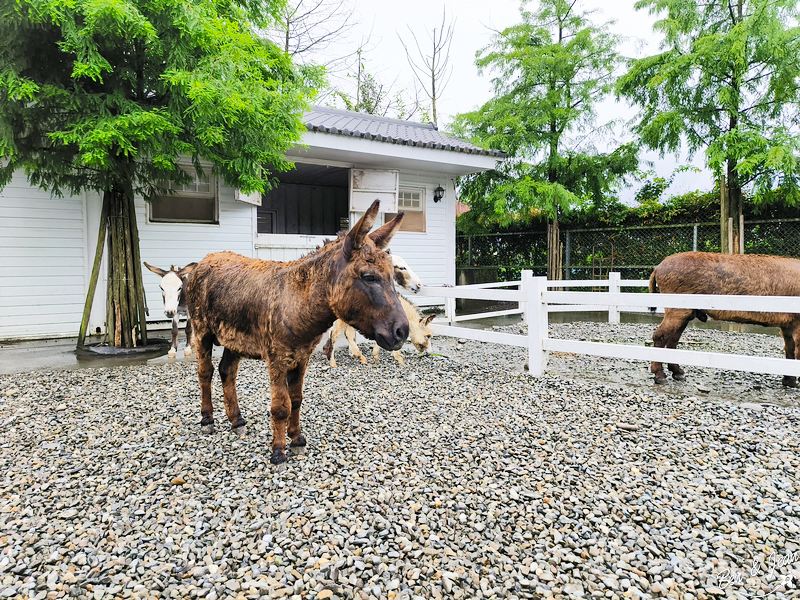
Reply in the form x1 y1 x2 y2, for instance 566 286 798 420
374 317 409 351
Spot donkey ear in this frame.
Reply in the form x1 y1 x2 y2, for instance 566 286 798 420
369 212 405 250
178 262 197 278
343 200 380 258
422 313 436 326
144 262 168 278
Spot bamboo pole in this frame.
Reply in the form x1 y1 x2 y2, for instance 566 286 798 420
107 226 115 345
111 190 130 347
120 186 139 346
127 189 148 346
77 192 110 347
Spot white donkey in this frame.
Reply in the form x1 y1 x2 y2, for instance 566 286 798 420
144 262 197 357
322 252 428 366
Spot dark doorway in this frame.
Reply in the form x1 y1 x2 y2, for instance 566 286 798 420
257 164 350 235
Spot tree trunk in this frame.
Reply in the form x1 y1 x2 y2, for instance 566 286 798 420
547 218 562 280
104 184 149 348
720 161 743 254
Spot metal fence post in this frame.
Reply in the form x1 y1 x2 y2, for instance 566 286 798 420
608 272 620 324
523 271 548 377
564 231 571 280
693 224 698 252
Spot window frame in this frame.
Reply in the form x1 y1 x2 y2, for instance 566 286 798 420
387 186 426 234
148 165 220 225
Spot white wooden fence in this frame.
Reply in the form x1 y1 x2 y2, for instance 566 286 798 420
418 270 800 378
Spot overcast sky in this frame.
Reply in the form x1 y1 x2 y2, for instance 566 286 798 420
322 0 712 203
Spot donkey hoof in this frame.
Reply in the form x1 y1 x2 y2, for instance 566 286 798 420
672 372 685 381
184 347 192 356
270 450 288 465
232 425 247 438
201 423 216 434
290 434 307 448
782 376 798 388
654 376 667 385
168 349 177 358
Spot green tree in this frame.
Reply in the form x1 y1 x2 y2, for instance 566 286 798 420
617 0 800 254
0 0 315 348
452 0 637 278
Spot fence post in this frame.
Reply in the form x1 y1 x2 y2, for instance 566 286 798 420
608 271 620 324
693 224 698 252
445 296 456 325
523 271 548 377
564 231 571 281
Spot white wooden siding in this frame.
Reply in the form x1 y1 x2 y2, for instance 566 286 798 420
0 171 88 340
138 181 255 322
387 174 450 307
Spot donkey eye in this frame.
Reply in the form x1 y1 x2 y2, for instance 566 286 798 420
361 273 377 283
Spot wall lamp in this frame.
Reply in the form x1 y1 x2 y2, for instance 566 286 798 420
433 185 445 203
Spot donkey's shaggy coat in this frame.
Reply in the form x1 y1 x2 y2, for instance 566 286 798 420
186 202 408 464
650 251 800 386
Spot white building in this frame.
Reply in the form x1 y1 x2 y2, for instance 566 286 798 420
0 106 503 341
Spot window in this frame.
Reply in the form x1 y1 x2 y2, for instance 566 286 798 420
150 168 218 224
385 188 425 233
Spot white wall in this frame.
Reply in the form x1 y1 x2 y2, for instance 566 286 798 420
387 173 453 307
0 171 88 339
138 180 255 323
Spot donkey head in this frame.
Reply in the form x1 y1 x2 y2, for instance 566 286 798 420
331 200 409 351
388 251 422 293
144 262 197 318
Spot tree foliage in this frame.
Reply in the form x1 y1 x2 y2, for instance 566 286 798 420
0 0 315 196
0 0 316 347
452 0 638 248
617 0 800 251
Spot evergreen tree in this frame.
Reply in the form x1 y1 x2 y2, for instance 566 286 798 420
617 0 800 253
0 0 316 347
452 0 637 278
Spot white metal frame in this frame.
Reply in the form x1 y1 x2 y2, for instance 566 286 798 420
418 270 800 379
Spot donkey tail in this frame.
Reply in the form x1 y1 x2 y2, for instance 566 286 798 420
648 271 658 313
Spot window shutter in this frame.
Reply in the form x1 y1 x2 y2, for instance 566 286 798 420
235 189 262 206
349 169 399 212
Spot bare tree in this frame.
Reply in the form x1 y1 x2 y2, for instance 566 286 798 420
271 0 358 71
398 8 455 126
330 43 424 120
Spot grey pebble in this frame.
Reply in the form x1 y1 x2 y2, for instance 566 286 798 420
0 321 797 600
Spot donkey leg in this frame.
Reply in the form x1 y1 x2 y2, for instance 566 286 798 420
652 309 692 383
196 333 216 433
219 348 246 433
287 359 310 449
184 318 193 356
169 315 179 357
783 326 800 387
267 362 293 465
372 344 381 363
346 326 367 364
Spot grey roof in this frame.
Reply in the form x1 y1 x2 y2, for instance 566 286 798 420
304 106 506 159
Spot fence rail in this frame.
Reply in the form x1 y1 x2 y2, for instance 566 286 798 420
418 272 800 379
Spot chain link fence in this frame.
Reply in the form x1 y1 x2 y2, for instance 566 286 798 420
457 218 800 285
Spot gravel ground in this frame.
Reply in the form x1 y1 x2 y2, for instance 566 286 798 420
1 323 799 600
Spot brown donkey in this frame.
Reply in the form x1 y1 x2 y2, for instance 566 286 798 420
185 201 409 464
